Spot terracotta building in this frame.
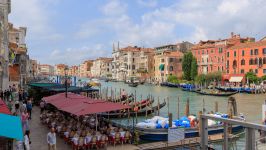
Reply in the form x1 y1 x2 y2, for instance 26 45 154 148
78 60 93 77
55 64 68 76
227 39 266 77
154 50 183 83
69 66 79 77
91 57 113 78
191 33 254 74
38 64 54 76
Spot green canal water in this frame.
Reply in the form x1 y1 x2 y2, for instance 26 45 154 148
100 81 265 149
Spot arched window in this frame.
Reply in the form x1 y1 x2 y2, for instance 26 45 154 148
263 58 266 64
254 58 258 65
241 59 245 65
233 60 237 68
249 59 253 65
259 58 263 67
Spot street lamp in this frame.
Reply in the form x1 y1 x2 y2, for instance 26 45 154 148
64 67 69 98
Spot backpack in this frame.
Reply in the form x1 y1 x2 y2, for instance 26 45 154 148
26 103 32 110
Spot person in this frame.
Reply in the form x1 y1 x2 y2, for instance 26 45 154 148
14 101 21 116
26 100 33 120
19 90 23 102
21 110 29 132
24 130 31 150
0 90 3 99
121 89 127 101
47 128 57 150
40 100 45 113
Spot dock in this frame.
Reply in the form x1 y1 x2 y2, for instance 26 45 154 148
138 134 239 150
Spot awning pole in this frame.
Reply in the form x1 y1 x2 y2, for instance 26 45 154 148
96 114 98 132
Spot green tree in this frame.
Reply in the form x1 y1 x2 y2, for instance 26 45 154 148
261 75 266 81
167 75 179 84
182 52 193 80
190 57 198 80
195 74 206 85
245 72 258 84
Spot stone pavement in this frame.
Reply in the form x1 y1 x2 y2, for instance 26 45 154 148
29 107 139 150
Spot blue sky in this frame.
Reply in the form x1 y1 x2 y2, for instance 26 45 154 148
10 0 266 65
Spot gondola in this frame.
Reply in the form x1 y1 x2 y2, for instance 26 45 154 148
129 99 155 109
128 82 138 87
194 89 238 96
136 124 244 141
100 101 166 118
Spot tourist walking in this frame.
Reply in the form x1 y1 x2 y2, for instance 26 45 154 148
40 100 45 113
47 128 57 150
26 100 33 120
21 110 29 132
24 130 31 150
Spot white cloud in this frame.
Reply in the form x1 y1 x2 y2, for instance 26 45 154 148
137 0 157 8
100 0 127 16
46 44 110 65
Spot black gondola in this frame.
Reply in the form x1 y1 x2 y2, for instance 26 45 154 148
194 89 238 97
128 82 138 87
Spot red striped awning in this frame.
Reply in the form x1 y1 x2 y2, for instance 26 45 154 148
43 93 129 116
0 99 11 115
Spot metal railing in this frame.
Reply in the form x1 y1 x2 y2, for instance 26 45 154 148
200 114 266 150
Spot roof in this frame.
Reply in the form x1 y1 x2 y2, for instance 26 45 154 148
164 50 183 57
0 114 23 141
0 99 11 115
43 93 129 116
230 40 266 49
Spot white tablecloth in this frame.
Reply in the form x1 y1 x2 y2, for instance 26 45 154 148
110 132 125 138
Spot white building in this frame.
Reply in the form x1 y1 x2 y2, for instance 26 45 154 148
91 57 112 78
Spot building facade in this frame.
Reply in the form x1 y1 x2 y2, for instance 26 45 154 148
38 64 54 76
0 0 11 90
154 50 183 83
91 57 112 78
78 60 93 77
227 39 266 77
8 23 29 88
55 64 68 76
191 33 254 75
69 66 79 77
112 45 154 81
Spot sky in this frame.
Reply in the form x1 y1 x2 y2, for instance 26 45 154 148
9 0 266 66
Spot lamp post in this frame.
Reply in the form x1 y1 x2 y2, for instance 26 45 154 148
64 67 69 98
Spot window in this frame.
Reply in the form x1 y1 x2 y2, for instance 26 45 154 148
254 58 258 65
263 48 266 54
233 60 237 68
222 66 223 71
255 69 258 74
241 69 244 74
263 58 266 64
132 65 135 70
133 58 135 63
242 50 245 56
169 66 173 71
226 60 229 68
264 69 266 74
227 52 230 57
250 49 253 55
218 57 220 63
254 49 258 55
218 66 220 71
249 59 253 65
241 59 245 65
169 58 174 62
202 58 204 63
207 58 208 62
259 58 263 66
202 50 204 54
218 48 223 53
249 69 253 72
234 51 236 57
211 49 213 53
161 59 164 63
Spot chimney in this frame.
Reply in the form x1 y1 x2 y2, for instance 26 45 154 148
112 43 115 52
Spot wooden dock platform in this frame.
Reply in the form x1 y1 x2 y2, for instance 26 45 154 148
138 134 239 150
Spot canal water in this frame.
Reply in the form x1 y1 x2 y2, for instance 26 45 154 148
100 81 266 149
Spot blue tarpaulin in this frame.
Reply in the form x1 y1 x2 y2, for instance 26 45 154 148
0 113 23 141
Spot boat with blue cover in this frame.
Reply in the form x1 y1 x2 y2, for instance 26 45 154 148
136 114 245 141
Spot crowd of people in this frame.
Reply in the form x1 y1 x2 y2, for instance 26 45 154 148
0 85 32 150
40 108 132 149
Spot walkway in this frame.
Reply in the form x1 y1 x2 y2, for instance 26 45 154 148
29 106 139 150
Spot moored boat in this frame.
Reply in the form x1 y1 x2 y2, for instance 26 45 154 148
194 89 238 96
100 101 166 118
128 82 138 87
